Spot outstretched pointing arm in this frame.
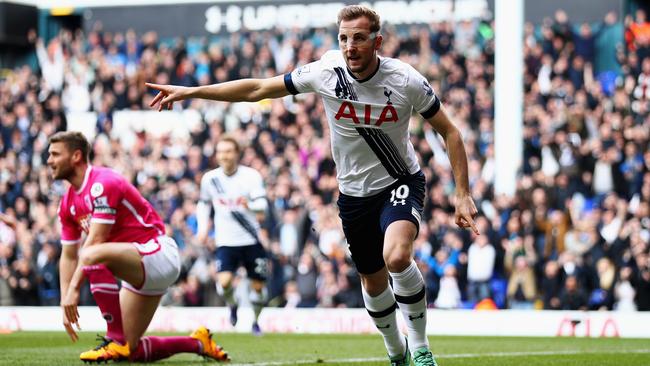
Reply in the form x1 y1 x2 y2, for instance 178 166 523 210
146 75 290 111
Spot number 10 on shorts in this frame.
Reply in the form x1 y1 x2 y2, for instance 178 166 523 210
390 185 409 206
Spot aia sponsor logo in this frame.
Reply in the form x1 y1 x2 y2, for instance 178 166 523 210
216 197 247 208
334 101 398 127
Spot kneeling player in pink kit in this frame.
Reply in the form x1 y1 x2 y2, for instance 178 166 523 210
49 131 229 363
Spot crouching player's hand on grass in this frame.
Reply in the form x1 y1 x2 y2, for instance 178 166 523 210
61 288 81 342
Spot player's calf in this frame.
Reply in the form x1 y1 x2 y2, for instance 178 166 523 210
83 264 125 345
249 285 267 335
126 328 229 363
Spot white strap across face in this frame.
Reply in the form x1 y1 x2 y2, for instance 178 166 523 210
338 31 378 48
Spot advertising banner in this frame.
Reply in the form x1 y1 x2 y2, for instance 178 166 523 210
84 0 488 37
1 307 649 338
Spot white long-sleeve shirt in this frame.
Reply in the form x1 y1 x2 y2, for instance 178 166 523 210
467 242 496 282
36 42 64 92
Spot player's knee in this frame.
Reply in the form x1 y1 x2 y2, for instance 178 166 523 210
386 256 411 273
78 246 101 266
384 245 411 272
219 275 234 289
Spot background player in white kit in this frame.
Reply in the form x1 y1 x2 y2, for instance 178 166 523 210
196 136 269 335
147 5 478 365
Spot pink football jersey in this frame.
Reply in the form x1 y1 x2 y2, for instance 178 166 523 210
58 166 165 245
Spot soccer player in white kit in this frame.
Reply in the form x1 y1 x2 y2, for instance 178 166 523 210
195 136 269 335
147 5 478 365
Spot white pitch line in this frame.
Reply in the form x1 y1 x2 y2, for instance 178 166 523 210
228 358 385 366
227 348 650 366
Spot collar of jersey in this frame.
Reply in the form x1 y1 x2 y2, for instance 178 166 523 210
75 165 93 194
346 56 381 83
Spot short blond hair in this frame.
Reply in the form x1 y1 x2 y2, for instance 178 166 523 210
337 5 381 33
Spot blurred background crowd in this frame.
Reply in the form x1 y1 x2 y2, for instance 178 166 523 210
0 7 649 312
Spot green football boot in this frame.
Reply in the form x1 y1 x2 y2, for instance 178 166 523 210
413 347 438 366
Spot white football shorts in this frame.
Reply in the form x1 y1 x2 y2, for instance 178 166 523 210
122 235 181 296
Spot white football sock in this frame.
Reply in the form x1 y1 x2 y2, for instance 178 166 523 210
391 261 429 351
363 286 407 357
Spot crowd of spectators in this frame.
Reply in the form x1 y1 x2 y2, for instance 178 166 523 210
0 8 649 312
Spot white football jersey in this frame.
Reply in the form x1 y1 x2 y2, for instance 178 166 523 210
285 50 440 197
198 166 267 247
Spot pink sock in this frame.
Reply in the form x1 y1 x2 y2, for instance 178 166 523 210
130 336 201 362
83 264 125 344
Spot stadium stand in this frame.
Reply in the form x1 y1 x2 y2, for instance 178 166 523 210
0 8 649 312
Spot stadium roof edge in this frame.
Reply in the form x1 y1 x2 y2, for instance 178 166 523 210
4 0 263 9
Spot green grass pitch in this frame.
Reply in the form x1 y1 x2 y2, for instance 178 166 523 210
0 332 648 365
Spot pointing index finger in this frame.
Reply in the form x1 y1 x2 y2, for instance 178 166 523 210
145 82 164 91
466 215 479 235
